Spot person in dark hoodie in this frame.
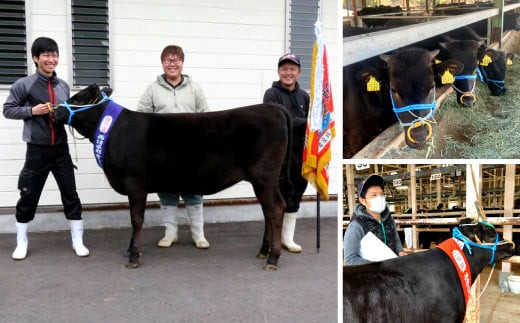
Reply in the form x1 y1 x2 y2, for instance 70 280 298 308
2 37 88 260
263 53 310 253
343 174 405 265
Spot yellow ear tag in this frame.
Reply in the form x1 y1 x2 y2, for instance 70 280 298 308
366 76 380 92
434 59 442 64
507 58 513 65
480 54 492 66
441 70 455 84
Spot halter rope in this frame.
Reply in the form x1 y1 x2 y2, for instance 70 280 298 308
390 87 436 143
451 74 477 105
477 65 506 90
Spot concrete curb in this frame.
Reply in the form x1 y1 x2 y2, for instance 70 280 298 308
0 200 337 233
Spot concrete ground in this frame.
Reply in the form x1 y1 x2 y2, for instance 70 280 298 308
0 217 337 323
479 264 520 323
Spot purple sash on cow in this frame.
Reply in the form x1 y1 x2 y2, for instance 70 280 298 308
94 101 124 167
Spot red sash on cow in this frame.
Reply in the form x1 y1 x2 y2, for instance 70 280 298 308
437 238 472 305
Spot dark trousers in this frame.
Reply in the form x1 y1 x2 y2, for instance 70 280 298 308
280 159 308 213
15 143 82 223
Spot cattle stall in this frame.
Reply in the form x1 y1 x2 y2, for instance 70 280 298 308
343 2 520 158
343 163 520 321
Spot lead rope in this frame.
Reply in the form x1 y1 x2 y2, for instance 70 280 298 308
479 264 496 299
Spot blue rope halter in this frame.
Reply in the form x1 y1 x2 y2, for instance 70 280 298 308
60 91 112 125
389 86 437 127
452 222 500 264
477 65 505 90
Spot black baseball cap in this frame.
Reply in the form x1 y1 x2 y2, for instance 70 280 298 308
278 53 301 67
357 175 384 198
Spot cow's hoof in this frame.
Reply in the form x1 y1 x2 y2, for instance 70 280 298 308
256 252 268 259
125 262 139 269
263 264 278 271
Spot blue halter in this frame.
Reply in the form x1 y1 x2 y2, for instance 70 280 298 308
61 92 112 125
477 65 505 90
452 224 500 264
454 74 477 81
390 86 437 127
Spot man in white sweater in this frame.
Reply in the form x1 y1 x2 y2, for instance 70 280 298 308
137 45 209 249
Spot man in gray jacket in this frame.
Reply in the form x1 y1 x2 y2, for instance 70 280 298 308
137 45 209 249
344 174 404 265
2 37 89 260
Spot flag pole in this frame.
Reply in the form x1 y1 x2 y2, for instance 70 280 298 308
317 191 321 253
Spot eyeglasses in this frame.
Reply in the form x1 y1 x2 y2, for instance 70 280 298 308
163 58 183 65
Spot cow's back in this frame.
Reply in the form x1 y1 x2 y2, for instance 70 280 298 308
104 104 289 195
343 249 465 323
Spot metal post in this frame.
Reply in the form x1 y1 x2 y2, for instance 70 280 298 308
317 192 321 253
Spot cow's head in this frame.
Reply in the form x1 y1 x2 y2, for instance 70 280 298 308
380 48 441 149
456 218 515 264
477 47 513 96
439 39 485 107
51 84 113 125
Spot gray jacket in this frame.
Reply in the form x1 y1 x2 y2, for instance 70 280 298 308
136 74 208 113
3 71 70 145
344 203 403 266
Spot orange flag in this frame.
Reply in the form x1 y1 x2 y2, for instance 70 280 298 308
301 21 335 200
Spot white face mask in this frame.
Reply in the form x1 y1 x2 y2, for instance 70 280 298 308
367 196 386 214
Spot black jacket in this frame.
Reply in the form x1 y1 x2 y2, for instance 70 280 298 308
263 81 310 161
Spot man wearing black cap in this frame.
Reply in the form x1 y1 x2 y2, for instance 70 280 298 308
263 53 310 253
343 174 404 265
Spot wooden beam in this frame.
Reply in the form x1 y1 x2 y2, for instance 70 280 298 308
502 164 515 274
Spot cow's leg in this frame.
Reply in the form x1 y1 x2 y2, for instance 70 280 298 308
126 191 147 269
253 183 285 271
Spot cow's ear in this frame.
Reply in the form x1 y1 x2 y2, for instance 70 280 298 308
379 54 392 66
480 48 499 66
428 49 440 61
506 53 515 65
356 70 382 92
101 87 113 97
439 42 449 50
434 59 464 84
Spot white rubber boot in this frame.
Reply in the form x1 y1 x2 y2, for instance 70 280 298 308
12 222 29 260
282 212 302 253
69 219 90 257
157 205 179 248
187 204 209 249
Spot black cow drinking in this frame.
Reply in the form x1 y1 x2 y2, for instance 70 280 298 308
344 219 515 323
51 84 292 270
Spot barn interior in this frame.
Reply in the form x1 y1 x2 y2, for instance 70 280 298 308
343 163 520 321
343 1 520 159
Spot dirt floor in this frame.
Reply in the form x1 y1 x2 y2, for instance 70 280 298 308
0 217 337 323
382 31 520 159
479 264 520 323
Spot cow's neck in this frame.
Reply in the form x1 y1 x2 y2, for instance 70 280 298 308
74 101 110 142
464 247 491 284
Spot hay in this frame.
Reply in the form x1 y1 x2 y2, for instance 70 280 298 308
382 31 520 159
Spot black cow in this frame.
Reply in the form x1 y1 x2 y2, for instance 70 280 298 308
438 38 485 107
343 47 463 157
441 26 514 96
51 84 292 270
344 219 514 322
343 57 395 158
380 48 462 149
